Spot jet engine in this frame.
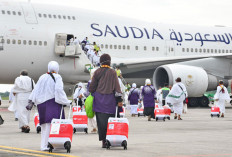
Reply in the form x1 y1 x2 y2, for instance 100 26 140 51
153 64 228 107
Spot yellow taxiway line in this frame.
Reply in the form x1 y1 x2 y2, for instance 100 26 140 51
0 145 79 157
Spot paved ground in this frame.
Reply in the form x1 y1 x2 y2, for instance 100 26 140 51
0 100 232 157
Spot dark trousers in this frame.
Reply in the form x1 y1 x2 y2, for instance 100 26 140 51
95 112 115 141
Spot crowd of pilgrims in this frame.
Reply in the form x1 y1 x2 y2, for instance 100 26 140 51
2 52 230 150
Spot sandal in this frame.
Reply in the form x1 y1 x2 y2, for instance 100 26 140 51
174 116 177 119
178 118 182 120
21 126 26 132
24 126 30 133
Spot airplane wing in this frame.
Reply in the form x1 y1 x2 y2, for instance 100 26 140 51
111 53 232 68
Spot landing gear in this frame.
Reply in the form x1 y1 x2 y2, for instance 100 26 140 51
188 96 209 108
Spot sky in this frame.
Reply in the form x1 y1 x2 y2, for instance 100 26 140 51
0 0 232 92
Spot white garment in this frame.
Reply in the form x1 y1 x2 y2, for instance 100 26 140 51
87 49 94 60
118 78 126 93
156 89 163 108
12 75 34 128
8 88 18 118
0 96 1 100
216 99 226 114
92 54 100 66
73 39 80 45
89 117 97 128
166 82 188 104
130 105 138 115
214 85 230 114
173 101 183 115
73 87 85 100
41 123 51 151
183 103 188 114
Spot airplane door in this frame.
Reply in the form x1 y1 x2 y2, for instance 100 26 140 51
20 3 38 24
165 40 175 56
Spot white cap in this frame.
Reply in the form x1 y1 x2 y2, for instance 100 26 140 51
48 61 59 73
132 83 136 88
145 79 151 85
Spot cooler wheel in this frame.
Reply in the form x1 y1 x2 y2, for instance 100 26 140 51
211 114 213 118
163 118 165 121
122 140 127 150
64 141 71 153
36 126 41 134
156 117 158 121
106 140 111 149
73 128 76 134
84 128 88 134
138 113 140 117
217 114 220 118
167 117 170 120
48 142 53 153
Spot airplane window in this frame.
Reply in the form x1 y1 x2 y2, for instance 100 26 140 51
7 11 11 15
44 41 47 46
171 47 174 52
191 48 193 52
23 40 27 45
199 49 202 53
105 44 108 49
186 48 189 52
43 14 47 18
63 15 66 19
7 39 10 44
203 49 206 53
101 44 104 49
39 41 42 46
211 49 213 53
48 14 52 18
58 15 61 19
53 15 56 19
127 45 130 50
156 47 159 51
12 39 16 44
123 45 125 50
222 49 225 53
215 49 217 53
38 13 42 17
68 16 71 20
144 46 147 51
110 45 112 49
219 49 221 53
2 10 5 14
34 41 37 45
72 16 76 20
135 46 138 50
152 47 155 51
18 12 22 16
114 45 117 49
207 49 210 53
118 45 121 49
195 48 198 52
182 48 185 52
18 40 21 45
226 50 228 53
12 11 16 15
230 50 232 53
1 39 4 43
29 40 32 45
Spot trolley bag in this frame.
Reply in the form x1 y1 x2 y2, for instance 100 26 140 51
163 105 171 120
119 106 126 118
137 107 144 117
155 108 166 121
48 105 73 153
73 111 88 134
34 113 41 133
106 107 129 150
211 106 220 118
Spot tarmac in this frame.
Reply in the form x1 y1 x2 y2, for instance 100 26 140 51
0 100 232 157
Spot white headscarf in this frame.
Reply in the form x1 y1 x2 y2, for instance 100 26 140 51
48 61 59 73
78 82 83 87
132 83 136 88
145 79 151 85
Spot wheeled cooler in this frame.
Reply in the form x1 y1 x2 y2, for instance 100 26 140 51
48 105 73 153
211 106 220 118
34 113 41 133
106 107 129 150
73 111 88 134
155 108 166 121
163 106 171 120
137 107 144 117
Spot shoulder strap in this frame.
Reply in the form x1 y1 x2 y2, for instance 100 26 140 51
131 88 136 94
31 79 34 90
48 73 56 82
178 85 183 91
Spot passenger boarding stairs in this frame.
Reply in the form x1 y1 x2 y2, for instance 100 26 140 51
54 33 101 74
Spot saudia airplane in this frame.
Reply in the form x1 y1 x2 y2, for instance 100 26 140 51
0 0 231 107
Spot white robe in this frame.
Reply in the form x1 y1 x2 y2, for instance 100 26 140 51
73 87 86 102
92 54 100 66
166 82 188 115
156 89 163 108
29 73 71 106
8 88 18 118
214 85 230 114
12 75 35 128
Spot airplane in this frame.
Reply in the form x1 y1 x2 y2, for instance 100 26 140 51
0 0 232 107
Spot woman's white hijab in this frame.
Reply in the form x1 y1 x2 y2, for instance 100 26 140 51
48 61 59 73
132 83 136 88
145 79 151 86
